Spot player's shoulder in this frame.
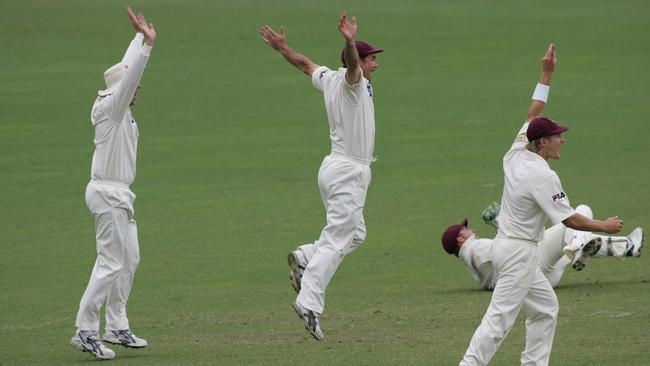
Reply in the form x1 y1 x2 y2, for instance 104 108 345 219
469 238 493 252
91 94 119 124
92 94 112 112
312 66 335 88
312 65 334 79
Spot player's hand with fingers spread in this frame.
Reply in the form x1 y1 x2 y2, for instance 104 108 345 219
259 23 317 76
338 11 357 42
126 7 156 45
541 43 557 74
260 25 288 51
127 7 143 33
603 216 624 234
137 13 156 46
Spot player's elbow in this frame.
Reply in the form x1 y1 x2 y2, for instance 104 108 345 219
562 215 579 230
563 213 590 231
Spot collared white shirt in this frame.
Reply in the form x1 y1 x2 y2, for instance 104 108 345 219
90 34 152 186
459 236 498 290
497 122 575 242
311 66 375 163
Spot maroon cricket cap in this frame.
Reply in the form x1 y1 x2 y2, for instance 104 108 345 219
441 218 468 257
526 117 570 141
341 40 384 66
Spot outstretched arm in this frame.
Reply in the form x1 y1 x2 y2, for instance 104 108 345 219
563 213 623 234
260 25 318 77
121 7 145 65
110 8 156 121
526 43 557 122
339 11 362 85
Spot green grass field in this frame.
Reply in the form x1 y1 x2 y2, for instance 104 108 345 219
1 0 649 365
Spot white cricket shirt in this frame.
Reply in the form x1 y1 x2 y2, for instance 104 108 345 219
90 34 152 186
459 236 498 290
497 122 575 242
311 66 375 164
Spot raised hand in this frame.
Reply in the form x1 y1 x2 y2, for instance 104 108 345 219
137 13 156 46
338 11 357 42
126 7 156 45
260 25 287 51
127 7 143 33
541 43 557 74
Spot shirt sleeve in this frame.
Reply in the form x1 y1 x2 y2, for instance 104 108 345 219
341 66 367 103
508 121 530 152
532 173 576 225
109 44 152 123
460 246 483 285
461 239 494 289
311 66 332 92
121 33 144 66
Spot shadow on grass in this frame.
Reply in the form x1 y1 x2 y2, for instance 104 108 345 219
70 350 148 364
554 278 648 291
431 278 649 295
434 287 490 295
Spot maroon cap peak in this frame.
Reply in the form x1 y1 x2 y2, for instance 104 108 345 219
441 218 468 257
527 117 569 142
341 40 383 66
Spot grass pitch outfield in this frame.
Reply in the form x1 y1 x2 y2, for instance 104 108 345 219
1 0 648 365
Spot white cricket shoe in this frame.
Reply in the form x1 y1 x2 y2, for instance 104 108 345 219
625 227 644 257
572 237 603 271
288 249 308 293
103 329 148 348
70 330 116 360
292 302 324 341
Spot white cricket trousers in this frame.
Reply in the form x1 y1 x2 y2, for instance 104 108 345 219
537 204 593 287
460 238 558 366
296 155 371 314
75 180 140 331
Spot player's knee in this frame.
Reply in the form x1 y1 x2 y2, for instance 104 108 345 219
98 257 124 277
318 239 346 258
547 298 559 319
130 252 141 269
575 204 593 219
335 247 346 258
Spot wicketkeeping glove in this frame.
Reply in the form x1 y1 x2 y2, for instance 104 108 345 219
481 201 501 231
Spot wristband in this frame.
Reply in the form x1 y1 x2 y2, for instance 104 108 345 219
532 83 550 103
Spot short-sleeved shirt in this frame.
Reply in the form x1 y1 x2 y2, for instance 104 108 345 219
311 66 375 163
497 122 575 242
459 236 498 290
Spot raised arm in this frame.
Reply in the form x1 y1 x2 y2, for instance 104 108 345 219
260 25 318 77
121 7 145 65
563 213 623 234
526 43 557 122
338 11 362 85
110 8 156 122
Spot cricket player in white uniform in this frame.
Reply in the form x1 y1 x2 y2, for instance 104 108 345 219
458 44 624 366
440 205 643 290
70 7 155 360
260 12 382 340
